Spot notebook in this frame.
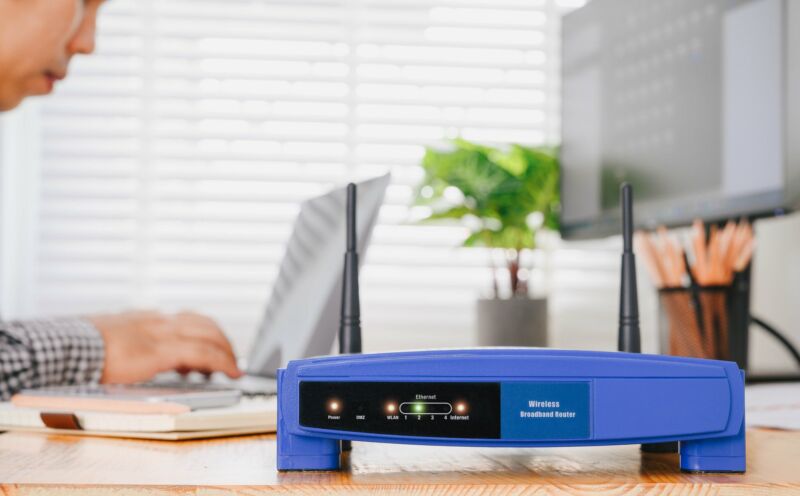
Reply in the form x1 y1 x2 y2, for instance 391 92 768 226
0 396 276 441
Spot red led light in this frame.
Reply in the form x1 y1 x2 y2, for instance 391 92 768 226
327 399 341 414
455 402 468 414
385 402 397 414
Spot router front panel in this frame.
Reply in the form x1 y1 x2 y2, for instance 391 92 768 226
300 381 501 438
277 349 746 473
298 380 600 441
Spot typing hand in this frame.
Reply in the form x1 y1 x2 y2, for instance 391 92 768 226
88 311 243 384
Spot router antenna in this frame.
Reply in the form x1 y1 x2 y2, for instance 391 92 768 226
339 183 362 357
339 183 361 453
618 183 641 353
619 184 677 454
346 182 357 253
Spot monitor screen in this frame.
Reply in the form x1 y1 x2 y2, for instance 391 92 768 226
559 0 795 239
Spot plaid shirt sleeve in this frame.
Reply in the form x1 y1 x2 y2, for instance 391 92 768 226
0 318 105 401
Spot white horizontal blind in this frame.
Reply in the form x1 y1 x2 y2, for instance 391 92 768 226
32 0 615 356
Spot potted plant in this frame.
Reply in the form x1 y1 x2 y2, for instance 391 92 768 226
414 138 560 347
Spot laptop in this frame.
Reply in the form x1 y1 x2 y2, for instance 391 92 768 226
151 173 390 396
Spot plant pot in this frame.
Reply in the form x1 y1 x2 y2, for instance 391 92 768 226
476 297 548 347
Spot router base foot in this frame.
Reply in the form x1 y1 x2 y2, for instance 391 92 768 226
680 454 746 473
679 422 746 473
277 454 341 472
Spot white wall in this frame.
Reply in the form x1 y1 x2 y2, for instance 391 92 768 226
0 103 42 320
750 212 800 374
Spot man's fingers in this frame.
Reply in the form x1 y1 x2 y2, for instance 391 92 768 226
173 312 237 361
167 341 242 379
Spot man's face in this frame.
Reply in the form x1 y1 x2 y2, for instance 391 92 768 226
0 0 105 111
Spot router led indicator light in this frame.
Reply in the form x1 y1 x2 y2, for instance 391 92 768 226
385 402 397 414
327 399 341 414
413 403 425 413
455 402 468 414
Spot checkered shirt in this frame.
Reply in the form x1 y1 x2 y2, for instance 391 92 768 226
0 318 105 401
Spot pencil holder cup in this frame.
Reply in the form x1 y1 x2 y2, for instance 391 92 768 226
658 287 731 361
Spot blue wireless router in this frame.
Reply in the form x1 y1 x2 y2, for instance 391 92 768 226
276 183 746 473
276 348 745 472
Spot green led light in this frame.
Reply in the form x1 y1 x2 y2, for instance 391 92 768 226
413 403 425 413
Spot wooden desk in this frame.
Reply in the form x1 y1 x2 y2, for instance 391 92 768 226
0 429 797 494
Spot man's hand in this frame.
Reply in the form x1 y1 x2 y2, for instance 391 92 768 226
88 311 243 384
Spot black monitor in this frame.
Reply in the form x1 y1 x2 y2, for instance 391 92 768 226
559 0 800 239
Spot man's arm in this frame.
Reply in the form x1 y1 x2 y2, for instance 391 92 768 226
0 318 104 401
89 311 242 384
0 311 242 401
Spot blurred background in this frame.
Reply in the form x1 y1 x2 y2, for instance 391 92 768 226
0 0 797 375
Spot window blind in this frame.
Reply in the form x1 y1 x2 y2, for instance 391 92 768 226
29 0 626 357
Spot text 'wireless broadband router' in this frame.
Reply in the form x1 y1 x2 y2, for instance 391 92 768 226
276 183 746 473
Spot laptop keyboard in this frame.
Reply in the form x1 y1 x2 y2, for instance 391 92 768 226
147 372 277 398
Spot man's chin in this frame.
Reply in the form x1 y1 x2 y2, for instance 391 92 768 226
0 87 52 112
19 83 55 105
0 94 25 112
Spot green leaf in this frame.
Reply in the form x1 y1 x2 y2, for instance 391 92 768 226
413 138 561 249
423 205 475 222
